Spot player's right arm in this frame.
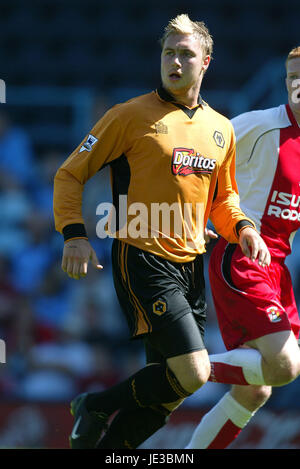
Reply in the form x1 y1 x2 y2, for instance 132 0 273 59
53 106 128 278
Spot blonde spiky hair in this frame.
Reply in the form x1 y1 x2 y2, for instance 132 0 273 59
286 46 300 68
160 14 213 57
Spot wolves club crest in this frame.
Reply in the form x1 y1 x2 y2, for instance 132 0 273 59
153 299 167 316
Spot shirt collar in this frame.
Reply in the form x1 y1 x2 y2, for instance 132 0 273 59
156 85 205 108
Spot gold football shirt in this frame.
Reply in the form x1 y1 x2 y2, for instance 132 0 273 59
54 88 252 262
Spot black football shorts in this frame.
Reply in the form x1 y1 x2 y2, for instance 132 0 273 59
111 239 206 359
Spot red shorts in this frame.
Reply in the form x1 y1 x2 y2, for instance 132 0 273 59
209 238 300 350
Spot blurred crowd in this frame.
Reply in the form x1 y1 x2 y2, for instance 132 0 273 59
0 109 144 403
1 107 300 411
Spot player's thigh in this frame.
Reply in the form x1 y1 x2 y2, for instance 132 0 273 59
246 330 299 361
144 340 165 365
280 263 300 340
112 239 203 339
144 312 209 392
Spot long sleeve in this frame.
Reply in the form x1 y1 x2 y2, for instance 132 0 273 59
209 128 254 243
53 106 128 234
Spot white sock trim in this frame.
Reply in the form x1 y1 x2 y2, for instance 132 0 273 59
209 348 265 385
185 391 255 449
243 351 264 385
220 392 255 428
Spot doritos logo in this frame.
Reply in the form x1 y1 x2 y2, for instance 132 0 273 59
171 148 217 176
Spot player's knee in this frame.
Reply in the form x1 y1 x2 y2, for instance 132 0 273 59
281 357 300 383
266 353 300 385
175 359 210 393
247 386 272 408
168 349 210 394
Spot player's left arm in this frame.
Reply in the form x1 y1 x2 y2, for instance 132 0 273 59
206 222 271 267
209 128 253 242
209 126 270 266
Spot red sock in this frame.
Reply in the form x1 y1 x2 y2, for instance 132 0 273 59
207 420 242 449
209 361 248 385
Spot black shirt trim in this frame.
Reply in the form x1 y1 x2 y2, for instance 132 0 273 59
235 220 255 237
63 223 88 242
156 85 205 119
